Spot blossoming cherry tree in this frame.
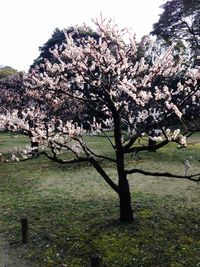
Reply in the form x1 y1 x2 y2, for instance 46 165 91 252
22 17 200 222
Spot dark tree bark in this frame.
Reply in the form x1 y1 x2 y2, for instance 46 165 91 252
118 175 134 222
113 110 134 222
28 131 39 156
31 140 39 156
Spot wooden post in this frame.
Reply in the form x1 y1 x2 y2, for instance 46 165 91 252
148 138 156 152
91 254 102 267
21 218 28 244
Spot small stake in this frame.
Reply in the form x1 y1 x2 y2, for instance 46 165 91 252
91 254 102 267
21 218 28 244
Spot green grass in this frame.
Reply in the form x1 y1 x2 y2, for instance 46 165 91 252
0 133 200 266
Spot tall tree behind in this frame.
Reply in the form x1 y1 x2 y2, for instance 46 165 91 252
31 28 65 68
151 0 200 66
0 66 18 80
31 27 99 69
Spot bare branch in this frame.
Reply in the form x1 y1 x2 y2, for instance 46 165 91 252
85 145 116 163
126 168 200 182
125 139 169 154
40 151 90 164
101 129 115 150
90 157 119 193
52 140 80 158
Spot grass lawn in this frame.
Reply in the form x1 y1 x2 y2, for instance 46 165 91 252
0 132 200 267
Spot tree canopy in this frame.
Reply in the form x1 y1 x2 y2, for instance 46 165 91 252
1 17 200 222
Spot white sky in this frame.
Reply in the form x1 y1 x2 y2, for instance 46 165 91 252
0 0 164 71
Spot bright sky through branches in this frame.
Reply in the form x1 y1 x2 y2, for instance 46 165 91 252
0 0 164 71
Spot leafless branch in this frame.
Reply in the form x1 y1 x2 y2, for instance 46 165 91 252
101 129 115 149
126 168 200 182
40 151 90 164
90 157 119 193
85 145 116 163
125 139 169 154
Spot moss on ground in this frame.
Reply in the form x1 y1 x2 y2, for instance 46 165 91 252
0 133 200 266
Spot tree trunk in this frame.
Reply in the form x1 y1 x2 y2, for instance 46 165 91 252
148 138 156 152
31 140 39 156
28 130 39 156
119 178 134 223
112 110 134 222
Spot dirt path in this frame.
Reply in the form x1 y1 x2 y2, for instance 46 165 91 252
0 235 33 267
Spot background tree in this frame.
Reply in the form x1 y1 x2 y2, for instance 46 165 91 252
0 72 41 154
151 0 200 66
0 65 18 80
0 72 24 112
31 27 99 69
31 28 65 68
0 68 86 155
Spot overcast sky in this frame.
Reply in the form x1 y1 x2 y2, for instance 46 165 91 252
0 0 164 71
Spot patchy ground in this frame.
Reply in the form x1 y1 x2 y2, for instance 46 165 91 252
0 234 34 267
0 133 200 266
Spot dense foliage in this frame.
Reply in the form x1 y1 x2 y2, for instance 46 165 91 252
151 0 200 65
